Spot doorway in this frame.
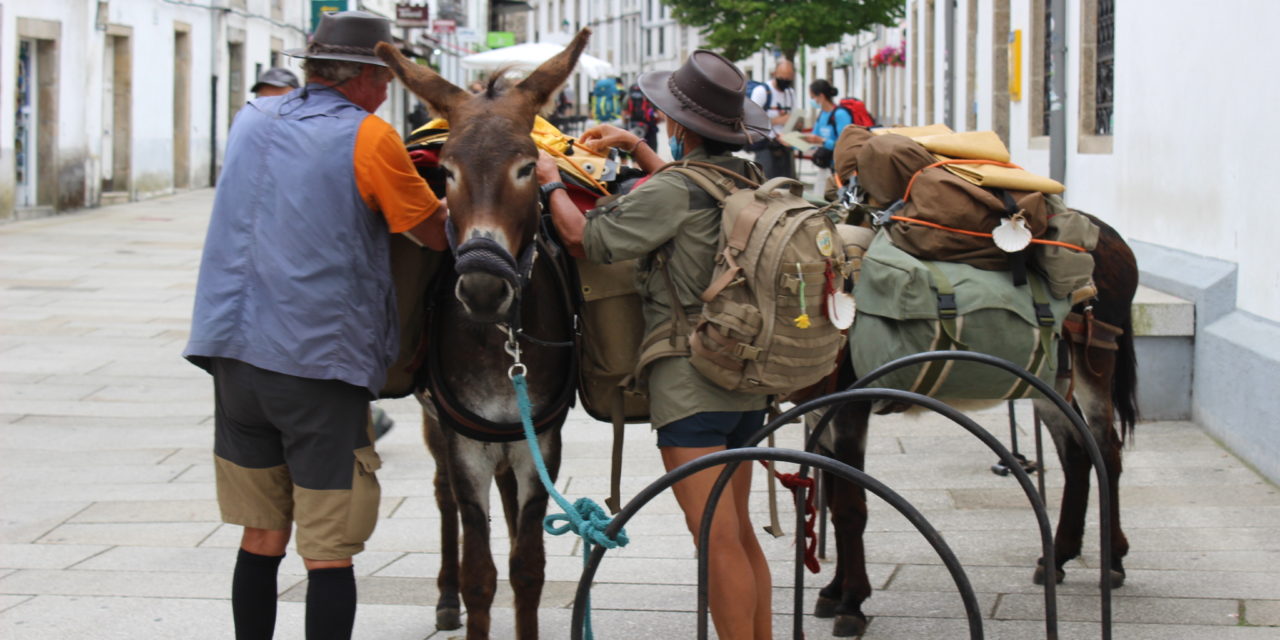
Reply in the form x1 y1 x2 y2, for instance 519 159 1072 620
15 39 37 208
101 28 133 199
174 26 191 189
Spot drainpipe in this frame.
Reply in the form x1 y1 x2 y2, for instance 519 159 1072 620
1048 0 1067 183
944 0 955 129
209 1 226 187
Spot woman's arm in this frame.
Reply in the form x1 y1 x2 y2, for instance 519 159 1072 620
536 152 586 258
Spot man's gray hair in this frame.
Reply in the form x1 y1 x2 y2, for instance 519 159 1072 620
304 58 366 83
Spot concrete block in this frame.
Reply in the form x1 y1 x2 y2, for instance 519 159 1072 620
0 502 89 544
996 592 1240 625
37 522 218 547
0 595 30 614
0 544 108 570
1131 286 1195 336
1244 599 1280 626
0 568 229 599
0 595 234 640
1197 311 1280 485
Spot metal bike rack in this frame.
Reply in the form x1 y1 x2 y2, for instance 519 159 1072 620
797 350 1114 640
570 447 985 640
725 387 1058 640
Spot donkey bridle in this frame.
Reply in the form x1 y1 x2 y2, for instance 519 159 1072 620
427 218 579 443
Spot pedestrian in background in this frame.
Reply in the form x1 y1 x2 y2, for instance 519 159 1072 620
623 81 659 151
250 67 299 98
538 50 775 640
183 11 447 640
803 79 853 173
590 76 623 125
748 58 797 179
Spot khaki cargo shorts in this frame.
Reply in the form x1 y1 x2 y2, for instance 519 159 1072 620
211 358 382 561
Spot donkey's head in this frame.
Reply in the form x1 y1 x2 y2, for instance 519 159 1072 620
376 30 590 323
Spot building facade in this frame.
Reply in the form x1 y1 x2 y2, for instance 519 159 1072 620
898 0 1280 482
0 0 495 222
3 0 310 221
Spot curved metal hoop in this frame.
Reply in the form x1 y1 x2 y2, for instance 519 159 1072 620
702 387 1057 639
570 447 985 640
798 350 1113 640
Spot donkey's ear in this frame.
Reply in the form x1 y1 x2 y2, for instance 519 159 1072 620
375 42 469 120
512 28 591 115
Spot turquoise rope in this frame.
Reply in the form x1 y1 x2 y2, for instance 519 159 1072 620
512 372 629 640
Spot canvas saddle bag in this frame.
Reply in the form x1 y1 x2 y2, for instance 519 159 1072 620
850 231 1071 400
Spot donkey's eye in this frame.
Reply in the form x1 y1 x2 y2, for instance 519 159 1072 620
517 162 536 179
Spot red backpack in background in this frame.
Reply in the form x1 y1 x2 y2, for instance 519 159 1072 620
837 98 877 127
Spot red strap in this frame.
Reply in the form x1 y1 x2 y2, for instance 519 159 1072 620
408 148 438 167
757 461 820 574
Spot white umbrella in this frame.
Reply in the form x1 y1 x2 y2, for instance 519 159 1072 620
461 42 615 79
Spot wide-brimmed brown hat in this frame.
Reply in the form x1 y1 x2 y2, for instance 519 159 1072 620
285 11 392 67
638 50 770 145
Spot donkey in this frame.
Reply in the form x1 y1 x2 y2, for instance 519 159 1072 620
809 213 1139 637
375 31 591 639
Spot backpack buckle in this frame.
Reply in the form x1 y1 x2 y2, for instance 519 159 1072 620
733 343 762 361
937 293 958 319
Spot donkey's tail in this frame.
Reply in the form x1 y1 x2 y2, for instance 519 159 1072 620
1113 312 1139 444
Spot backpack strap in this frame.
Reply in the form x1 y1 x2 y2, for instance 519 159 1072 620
1004 272 1057 399
907 262 970 396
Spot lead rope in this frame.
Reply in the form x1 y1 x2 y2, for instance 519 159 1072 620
504 328 629 640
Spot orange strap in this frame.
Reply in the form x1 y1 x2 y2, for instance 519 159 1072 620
888 216 1089 252
896 158 1087 253
902 158 1023 203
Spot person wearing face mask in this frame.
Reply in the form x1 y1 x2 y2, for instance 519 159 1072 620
749 59 797 179
536 50 775 640
803 79 853 173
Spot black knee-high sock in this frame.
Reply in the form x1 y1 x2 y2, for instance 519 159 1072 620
232 548 285 640
305 565 356 640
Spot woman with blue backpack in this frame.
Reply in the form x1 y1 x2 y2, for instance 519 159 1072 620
803 79 854 170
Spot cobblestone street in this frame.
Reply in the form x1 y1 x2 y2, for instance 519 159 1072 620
1 191 1278 638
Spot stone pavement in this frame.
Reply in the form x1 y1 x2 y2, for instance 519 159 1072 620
0 190 1277 639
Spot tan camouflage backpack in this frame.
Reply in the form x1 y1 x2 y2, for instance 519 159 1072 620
657 161 849 395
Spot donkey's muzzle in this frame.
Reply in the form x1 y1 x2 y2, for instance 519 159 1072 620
453 233 520 323
455 272 515 322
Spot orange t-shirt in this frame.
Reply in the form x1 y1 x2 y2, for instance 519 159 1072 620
353 115 441 233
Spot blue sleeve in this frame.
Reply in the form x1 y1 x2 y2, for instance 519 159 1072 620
827 109 854 150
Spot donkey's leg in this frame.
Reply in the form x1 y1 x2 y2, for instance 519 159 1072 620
1034 353 1129 587
506 428 561 640
449 435 500 639
1070 356 1130 587
1034 400 1089 586
816 401 873 637
423 403 463 630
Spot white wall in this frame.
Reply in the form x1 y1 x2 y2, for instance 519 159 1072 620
901 0 1280 321
0 0 312 217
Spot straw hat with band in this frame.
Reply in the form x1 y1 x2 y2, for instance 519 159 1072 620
284 11 393 67
638 50 771 146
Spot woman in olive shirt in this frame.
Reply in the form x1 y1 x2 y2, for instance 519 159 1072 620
538 51 775 639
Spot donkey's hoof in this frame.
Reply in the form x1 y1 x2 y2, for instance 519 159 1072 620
814 595 838 619
435 607 462 631
1106 568 1126 588
1032 564 1065 585
832 613 868 637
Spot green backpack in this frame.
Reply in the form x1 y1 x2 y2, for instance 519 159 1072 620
850 231 1070 399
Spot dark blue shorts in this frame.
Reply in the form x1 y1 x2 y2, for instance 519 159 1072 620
657 410 768 449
